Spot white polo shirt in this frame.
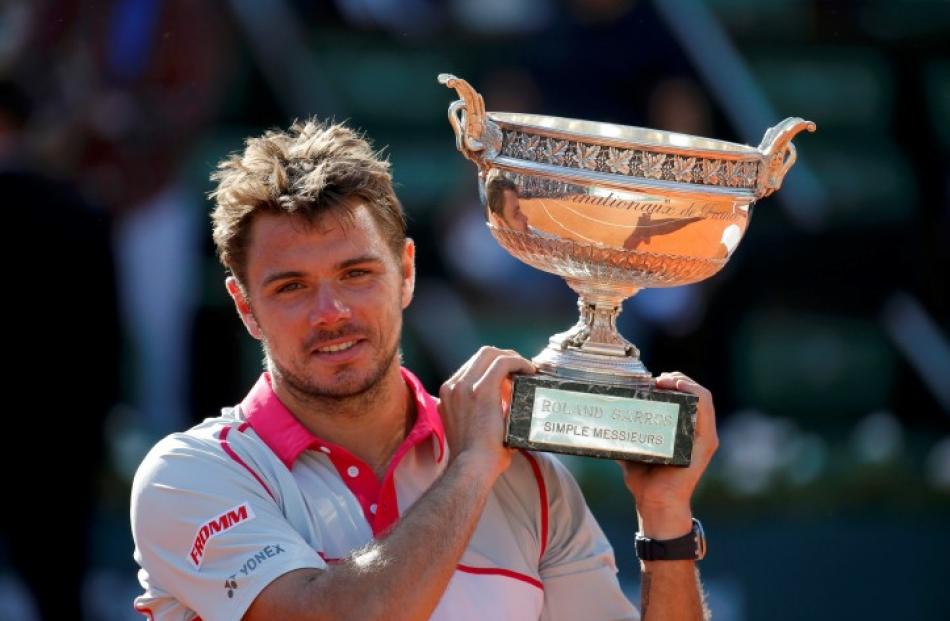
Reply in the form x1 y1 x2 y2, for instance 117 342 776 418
131 368 638 621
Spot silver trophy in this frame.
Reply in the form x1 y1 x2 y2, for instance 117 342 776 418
440 73 814 465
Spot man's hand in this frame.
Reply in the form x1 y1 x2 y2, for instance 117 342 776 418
618 372 719 539
438 346 536 479
617 372 717 620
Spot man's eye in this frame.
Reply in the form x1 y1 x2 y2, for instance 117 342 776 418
344 269 370 279
277 282 303 293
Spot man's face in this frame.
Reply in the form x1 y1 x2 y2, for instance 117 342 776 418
228 202 414 400
501 189 529 233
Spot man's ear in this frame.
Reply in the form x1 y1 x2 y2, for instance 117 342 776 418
401 238 416 310
226 276 263 340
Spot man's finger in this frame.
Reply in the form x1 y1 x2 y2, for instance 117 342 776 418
472 355 536 398
454 346 519 387
656 372 717 455
656 373 709 399
446 346 493 383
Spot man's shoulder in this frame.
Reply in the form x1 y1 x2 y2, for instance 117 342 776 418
131 407 249 496
145 406 241 452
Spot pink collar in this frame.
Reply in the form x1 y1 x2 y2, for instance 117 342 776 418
241 368 446 470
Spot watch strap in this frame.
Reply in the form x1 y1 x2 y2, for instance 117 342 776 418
635 517 706 561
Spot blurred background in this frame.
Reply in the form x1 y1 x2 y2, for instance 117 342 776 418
0 0 947 619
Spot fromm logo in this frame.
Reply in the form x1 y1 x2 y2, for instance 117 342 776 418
190 503 255 568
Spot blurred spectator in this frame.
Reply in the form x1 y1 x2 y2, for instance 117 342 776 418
72 0 232 438
647 76 713 137
0 78 120 621
108 2 225 438
1 0 232 439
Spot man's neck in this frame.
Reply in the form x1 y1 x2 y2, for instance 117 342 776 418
271 364 414 479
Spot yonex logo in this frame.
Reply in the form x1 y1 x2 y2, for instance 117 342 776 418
222 544 286 599
190 503 255 568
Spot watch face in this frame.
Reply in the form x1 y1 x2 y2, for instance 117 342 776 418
693 518 707 560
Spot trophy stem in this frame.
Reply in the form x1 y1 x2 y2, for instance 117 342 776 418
562 296 637 356
533 283 652 385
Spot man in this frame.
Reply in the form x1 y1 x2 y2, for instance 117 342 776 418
486 174 530 234
131 119 718 620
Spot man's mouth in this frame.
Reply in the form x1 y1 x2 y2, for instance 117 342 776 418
313 339 360 354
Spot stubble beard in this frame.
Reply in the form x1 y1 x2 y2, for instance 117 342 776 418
262 326 402 411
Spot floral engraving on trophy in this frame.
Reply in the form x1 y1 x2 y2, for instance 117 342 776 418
606 147 634 175
722 162 741 187
642 152 667 180
505 131 542 162
724 161 744 188
525 134 542 158
498 128 762 191
671 157 697 183
501 131 515 156
576 143 601 170
543 138 570 166
701 159 722 185
740 161 758 187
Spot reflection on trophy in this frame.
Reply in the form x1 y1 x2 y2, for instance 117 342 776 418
440 73 815 465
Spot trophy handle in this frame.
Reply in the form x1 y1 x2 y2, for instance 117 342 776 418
756 117 816 197
439 73 489 166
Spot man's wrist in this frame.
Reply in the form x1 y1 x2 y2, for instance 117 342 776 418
636 503 693 540
450 449 508 483
636 518 707 562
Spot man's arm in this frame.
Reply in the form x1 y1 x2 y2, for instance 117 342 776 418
620 372 718 621
636 509 709 621
244 347 535 621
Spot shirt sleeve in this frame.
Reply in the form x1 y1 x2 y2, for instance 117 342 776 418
536 454 640 621
131 431 326 621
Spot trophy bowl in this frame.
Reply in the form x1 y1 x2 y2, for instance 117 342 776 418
440 73 814 464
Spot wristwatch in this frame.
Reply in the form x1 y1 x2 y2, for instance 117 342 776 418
635 518 707 561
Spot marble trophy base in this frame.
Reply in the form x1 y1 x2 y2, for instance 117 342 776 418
506 374 697 466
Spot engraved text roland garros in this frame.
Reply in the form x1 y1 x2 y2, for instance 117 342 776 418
529 388 680 457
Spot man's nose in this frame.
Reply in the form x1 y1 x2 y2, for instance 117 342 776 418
308 285 351 326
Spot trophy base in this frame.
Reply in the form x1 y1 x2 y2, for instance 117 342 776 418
506 373 697 466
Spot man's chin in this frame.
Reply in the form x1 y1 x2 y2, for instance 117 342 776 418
289 356 398 401
308 374 380 399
